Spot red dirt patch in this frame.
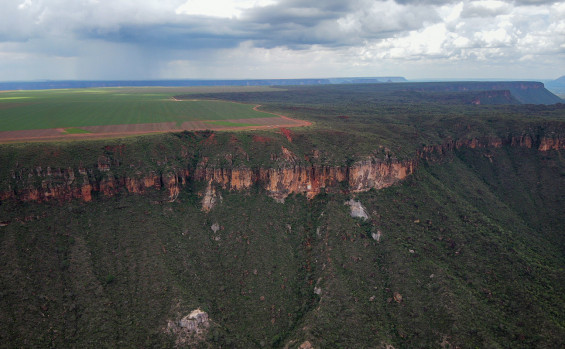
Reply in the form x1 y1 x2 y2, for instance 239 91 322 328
278 127 293 142
252 135 273 143
229 135 240 144
337 115 350 119
201 133 217 145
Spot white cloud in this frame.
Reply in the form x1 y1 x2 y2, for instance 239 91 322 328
0 0 563 80
18 0 32 10
175 0 277 18
461 0 512 18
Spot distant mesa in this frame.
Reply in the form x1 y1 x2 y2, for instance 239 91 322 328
0 77 408 91
1 78 560 105
545 75 565 97
393 81 562 105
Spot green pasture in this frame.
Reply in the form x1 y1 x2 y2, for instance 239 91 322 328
62 127 92 134
0 87 278 131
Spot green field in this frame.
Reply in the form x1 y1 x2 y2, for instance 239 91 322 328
0 87 280 131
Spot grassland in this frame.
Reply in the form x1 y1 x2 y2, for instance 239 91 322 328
62 127 92 134
0 86 287 135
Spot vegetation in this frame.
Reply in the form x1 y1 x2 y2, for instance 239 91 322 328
62 127 92 134
0 87 280 132
0 83 563 347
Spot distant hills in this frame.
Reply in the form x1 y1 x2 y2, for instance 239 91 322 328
0 78 561 105
545 75 565 97
393 81 563 105
0 77 407 91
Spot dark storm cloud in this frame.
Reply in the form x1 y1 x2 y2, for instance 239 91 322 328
0 0 444 52
78 20 247 50
237 0 441 47
0 0 559 51
242 0 352 26
0 0 562 80
60 0 440 51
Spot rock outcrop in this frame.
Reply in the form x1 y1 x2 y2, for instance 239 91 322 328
418 135 564 160
197 157 415 203
201 181 222 212
0 167 190 203
166 309 210 346
345 199 370 220
0 133 562 205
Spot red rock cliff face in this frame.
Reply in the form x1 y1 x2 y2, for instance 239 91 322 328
0 134 562 204
0 165 190 203
193 155 416 202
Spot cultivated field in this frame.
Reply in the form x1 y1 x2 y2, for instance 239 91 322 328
0 86 309 141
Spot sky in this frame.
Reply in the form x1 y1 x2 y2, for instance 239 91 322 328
0 0 563 81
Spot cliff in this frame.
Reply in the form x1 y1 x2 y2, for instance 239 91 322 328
418 134 564 159
470 90 517 105
404 81 563 104
0 134 562 206
194 156 416 203
0 154 415 205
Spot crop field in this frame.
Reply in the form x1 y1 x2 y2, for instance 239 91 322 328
0 86 307 141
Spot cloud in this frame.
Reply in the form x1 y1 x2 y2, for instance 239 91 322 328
78 21 247 50
0 0 563 80
512 0 560 5
461 1 512 18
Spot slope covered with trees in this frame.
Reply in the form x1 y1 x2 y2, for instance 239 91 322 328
0 83 564 348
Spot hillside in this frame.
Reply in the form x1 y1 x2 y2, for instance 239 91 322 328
0 84 564 348
178 81 562 105
546 75 565 98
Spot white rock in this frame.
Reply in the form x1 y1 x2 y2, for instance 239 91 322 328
166 308 210 345
175 308 210 332
345 199 370 220
202 181 222 212
371 229 382 242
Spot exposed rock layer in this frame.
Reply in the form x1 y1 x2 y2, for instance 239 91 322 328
1 135 562 204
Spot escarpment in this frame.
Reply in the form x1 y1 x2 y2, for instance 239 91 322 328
0 156 415 204
195 158 416 202
0 165 191 203
418 134 564 159
0 133 562 205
